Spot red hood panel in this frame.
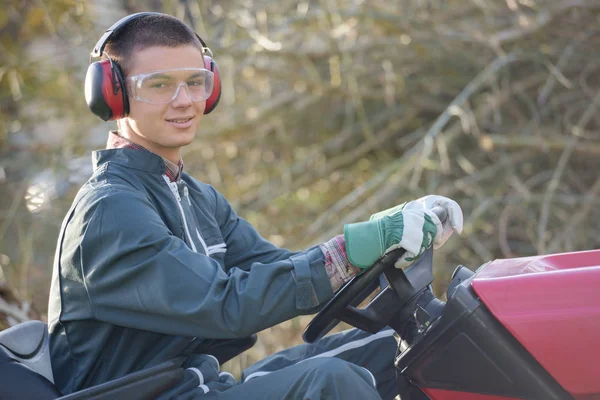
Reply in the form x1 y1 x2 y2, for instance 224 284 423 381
471 250 600 397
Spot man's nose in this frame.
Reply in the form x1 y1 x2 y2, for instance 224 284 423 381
171 83 193 106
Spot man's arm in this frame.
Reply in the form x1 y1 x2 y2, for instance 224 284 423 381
209 185 298 272
67 188 333 339
210 186 358 292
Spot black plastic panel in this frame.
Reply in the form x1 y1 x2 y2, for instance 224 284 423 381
395 277 573 400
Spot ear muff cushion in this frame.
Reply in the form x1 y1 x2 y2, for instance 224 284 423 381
109 62 129 119
84 59 128 121
204 55 221 115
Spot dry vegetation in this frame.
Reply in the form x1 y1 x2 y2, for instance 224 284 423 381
1 0 599 375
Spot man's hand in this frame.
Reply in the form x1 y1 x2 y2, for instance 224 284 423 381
344 195 463 269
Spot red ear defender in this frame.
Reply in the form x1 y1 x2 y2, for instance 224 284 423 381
203 55 221 115
84 58 129 121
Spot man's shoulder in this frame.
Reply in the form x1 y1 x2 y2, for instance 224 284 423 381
74 174 148 215
58 180 149 246
81 153 156 200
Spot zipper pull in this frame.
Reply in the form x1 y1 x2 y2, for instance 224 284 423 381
183 186 192 206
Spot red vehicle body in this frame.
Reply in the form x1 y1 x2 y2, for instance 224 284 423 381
404 249 600 400
469 250 600 400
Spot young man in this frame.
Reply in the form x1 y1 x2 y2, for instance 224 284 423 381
47 12 464 399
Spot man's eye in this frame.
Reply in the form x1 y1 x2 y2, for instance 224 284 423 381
187 80 205 87
150 82 170 89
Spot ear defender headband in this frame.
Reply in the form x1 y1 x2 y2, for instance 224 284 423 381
84 12 221 121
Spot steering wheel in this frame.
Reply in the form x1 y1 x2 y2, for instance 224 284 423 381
302 207 446 343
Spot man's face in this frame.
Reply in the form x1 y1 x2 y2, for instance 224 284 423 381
120 45 207 162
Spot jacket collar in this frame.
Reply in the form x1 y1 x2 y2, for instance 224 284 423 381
93 131 184 181
92 147 167 176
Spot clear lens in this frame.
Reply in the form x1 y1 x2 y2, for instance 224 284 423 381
127 68 214 104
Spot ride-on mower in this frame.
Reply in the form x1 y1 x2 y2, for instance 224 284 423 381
1 244 599 399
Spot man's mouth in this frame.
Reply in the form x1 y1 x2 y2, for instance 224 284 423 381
166 117 194 123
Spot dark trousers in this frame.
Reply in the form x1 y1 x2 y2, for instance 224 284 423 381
161 327 398 399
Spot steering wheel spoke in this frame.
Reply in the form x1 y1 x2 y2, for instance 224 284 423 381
338 287 400 333
303 248 436 343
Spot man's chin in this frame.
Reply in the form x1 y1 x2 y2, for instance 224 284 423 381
165 126 197 142
164 138 194 149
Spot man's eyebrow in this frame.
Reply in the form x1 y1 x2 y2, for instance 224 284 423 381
187 72 206 79
146 73 172 80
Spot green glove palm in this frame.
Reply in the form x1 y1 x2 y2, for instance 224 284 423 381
344 204 438 269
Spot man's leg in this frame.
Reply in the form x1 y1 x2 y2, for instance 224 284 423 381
242 327 398 400
167 357 381 399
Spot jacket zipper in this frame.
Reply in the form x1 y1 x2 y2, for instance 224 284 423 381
183 185 210 255
163 176 197 253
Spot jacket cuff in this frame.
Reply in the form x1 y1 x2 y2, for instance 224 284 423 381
319 235 360 292
291 247 333 311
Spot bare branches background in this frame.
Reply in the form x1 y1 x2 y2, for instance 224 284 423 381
1 0 599 374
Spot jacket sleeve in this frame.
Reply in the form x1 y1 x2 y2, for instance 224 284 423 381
75 188 333 339
209 186 302 272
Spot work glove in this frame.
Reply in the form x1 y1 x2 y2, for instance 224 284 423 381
344 195 463 270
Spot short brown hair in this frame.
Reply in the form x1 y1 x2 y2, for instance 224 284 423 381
103 13 203 76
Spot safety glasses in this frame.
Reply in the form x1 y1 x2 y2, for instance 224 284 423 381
126 67 214 104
